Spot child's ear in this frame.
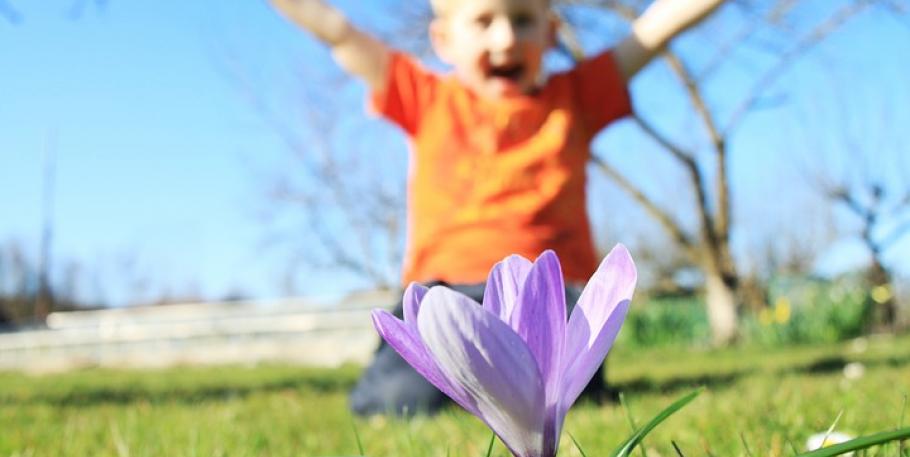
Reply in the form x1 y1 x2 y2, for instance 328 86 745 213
429 19 454 64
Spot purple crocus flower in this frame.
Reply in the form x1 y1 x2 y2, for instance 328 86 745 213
371 245 637 457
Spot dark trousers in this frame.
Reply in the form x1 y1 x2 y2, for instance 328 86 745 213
349 281 609 416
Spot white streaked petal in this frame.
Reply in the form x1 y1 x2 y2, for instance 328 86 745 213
418 286 546 457
483 254 533 322
560 244 636 411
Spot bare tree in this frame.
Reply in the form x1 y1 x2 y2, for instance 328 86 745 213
0 239 110 326
831 184 909 330
627 234 701 298
217 49 407 291
0 241 34 325
802 89 910 331
560 0 892 345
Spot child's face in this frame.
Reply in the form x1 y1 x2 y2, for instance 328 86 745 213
431 0 556 99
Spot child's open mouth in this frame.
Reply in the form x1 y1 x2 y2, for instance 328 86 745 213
488 63 525 82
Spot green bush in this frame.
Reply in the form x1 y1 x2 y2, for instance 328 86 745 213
742 276 868 346
620 276 872 348
618 296 711 348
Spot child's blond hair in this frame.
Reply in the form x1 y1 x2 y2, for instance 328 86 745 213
428 0 450 15
430 0 551 17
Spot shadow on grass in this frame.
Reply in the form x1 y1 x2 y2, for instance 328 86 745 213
795 356 851 375
610 346 910 399
882 353 910 367
789 352 910 375
612 371 745 398
0 372 359 407
6 342 909 409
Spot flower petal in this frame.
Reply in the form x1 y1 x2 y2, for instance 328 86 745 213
402 282 429 326
418 286 547 457
483 254 533 322
560 244 637 411
371 309 479 415
560 299 629 416
511 251 566 410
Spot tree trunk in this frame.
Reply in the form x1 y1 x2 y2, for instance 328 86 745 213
705 270 738 346
867 260 897 332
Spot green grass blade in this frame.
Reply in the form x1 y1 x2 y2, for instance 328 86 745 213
619 392 637 431
786 437 801 456
484 433 495 457
901 395 908 428
901 395 908 457
820 410 845 450
350 418 365 456
796 427 910 457
619 392 649 457
610 388 703 457
569 432 590 457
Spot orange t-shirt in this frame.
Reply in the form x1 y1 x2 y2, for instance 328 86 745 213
372 50 632 285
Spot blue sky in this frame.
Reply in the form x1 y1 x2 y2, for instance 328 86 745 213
1 0 908 306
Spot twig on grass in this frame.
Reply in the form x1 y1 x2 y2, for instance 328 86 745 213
740 432 755 457
671 440 686 457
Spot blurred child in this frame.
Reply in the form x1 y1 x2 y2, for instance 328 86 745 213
270 0 726 415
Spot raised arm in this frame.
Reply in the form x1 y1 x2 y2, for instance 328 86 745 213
270 0 391 91
614 0 726 81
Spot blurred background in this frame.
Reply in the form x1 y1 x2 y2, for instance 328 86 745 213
1 0 909 367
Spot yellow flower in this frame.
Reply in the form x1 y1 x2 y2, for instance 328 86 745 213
774 297 792 324
871 285 892 304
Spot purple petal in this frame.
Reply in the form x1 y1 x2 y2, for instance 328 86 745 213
483 254 533 322
511 251 566 412
371 309 479 415
403 282 429 326
418 287 547 457
560 300 629 420
560 244 636 411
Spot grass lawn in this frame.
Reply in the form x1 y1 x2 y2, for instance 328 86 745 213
1 335 909 456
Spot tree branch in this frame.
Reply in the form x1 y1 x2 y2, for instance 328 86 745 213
632 113 694 164
725 0 877 134
589 153 696 254
830 187 874 221
217 48 402 288
662 52 731 246
632 114 718 258
882 0 909 13
699 0 801 80
665 45 723 148
0 0 21 23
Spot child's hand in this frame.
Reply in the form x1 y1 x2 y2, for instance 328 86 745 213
615 0 726 80
270 0 346 44
269 0 391 92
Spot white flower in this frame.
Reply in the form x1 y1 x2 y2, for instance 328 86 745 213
806 431 854 456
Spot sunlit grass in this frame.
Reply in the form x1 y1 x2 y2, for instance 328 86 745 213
1 335 908 456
